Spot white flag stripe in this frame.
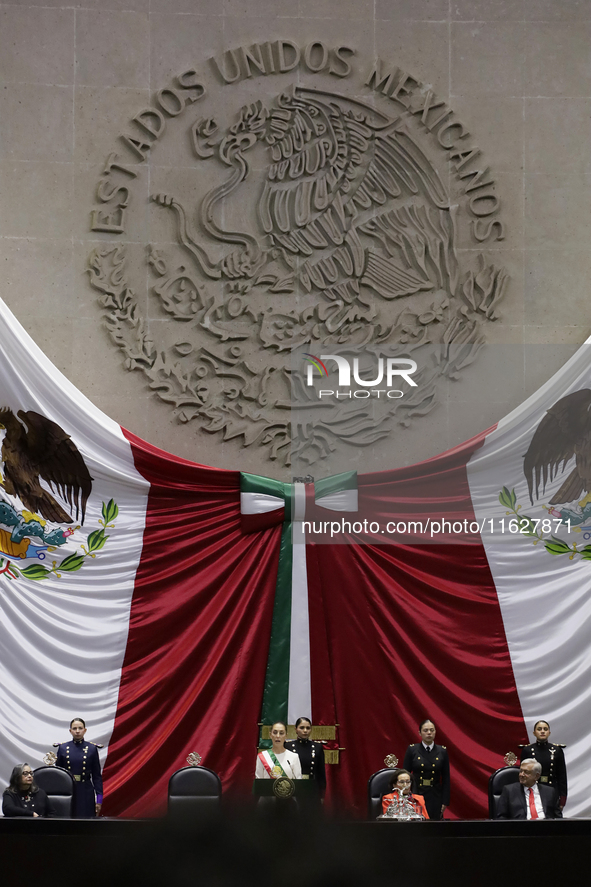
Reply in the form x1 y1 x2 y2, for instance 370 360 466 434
316 489 358 512
290 484 312 722
468 341 591 816
293 482 306 521
288 523 312 725
240 491 284 515
0 299 149 790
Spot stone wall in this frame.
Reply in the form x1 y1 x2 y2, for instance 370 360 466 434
1 0 589 479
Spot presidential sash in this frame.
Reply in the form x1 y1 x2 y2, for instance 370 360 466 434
258 750 287 779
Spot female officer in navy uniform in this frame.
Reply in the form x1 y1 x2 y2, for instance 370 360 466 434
402 718 450 820
55 717 103 817
284 717 326 802
520 720 567 808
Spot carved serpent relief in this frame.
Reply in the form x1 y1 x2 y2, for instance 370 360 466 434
88 80 508 466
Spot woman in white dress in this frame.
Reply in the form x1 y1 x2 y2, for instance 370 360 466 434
255 721 302 780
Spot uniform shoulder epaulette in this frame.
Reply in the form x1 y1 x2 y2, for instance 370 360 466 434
441 745 446 749
408 743 414 747
52 742 63 748
88 741 104 748
554 743 567 748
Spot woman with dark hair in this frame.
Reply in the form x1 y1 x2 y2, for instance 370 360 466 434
284 717 326 800
520 719 568 808
2 764 54 817
55 717 103 817
402 718 450 820
255 721 302 780
381 768 429 818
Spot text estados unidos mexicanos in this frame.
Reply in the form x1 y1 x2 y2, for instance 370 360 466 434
302 517 572 538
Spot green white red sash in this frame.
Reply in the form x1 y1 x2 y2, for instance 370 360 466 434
240 471 357 730
258 750 287 778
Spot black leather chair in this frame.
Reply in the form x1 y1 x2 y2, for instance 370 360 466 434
33 765 74 817
168 766 222 819
367 768 398 820
488 765 520 818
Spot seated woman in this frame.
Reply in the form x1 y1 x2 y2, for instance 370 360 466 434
2 763 54 817
255 721 302 780
381 768 429 819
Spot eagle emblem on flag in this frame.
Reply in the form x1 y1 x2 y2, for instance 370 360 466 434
498 389 591 564
0 407 118 581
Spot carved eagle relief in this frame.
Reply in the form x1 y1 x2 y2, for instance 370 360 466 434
0 408 92 525
524 389 591 506
152 87 455 306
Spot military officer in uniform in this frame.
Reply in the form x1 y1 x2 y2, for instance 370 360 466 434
55 717 103 817
403 718 450 820
520 720 567 808
284 717 326 803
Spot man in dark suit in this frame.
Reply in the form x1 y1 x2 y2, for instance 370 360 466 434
495 759 562 820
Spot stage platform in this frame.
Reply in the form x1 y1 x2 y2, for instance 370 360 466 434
1 816 586 885
1 815 590 836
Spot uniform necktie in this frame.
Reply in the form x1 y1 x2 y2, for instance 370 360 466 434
528 787 538 819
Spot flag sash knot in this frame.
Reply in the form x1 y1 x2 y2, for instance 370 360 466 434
240 470 358 532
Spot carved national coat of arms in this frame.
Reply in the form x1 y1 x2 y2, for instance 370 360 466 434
89 84 508 466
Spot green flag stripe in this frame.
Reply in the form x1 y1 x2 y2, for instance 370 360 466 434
315 470 357 500
241 472 286 498
260 520 293 732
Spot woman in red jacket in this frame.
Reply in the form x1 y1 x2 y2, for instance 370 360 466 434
381 768 429 818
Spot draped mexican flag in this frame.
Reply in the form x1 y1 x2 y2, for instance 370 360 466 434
1 296 590 818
